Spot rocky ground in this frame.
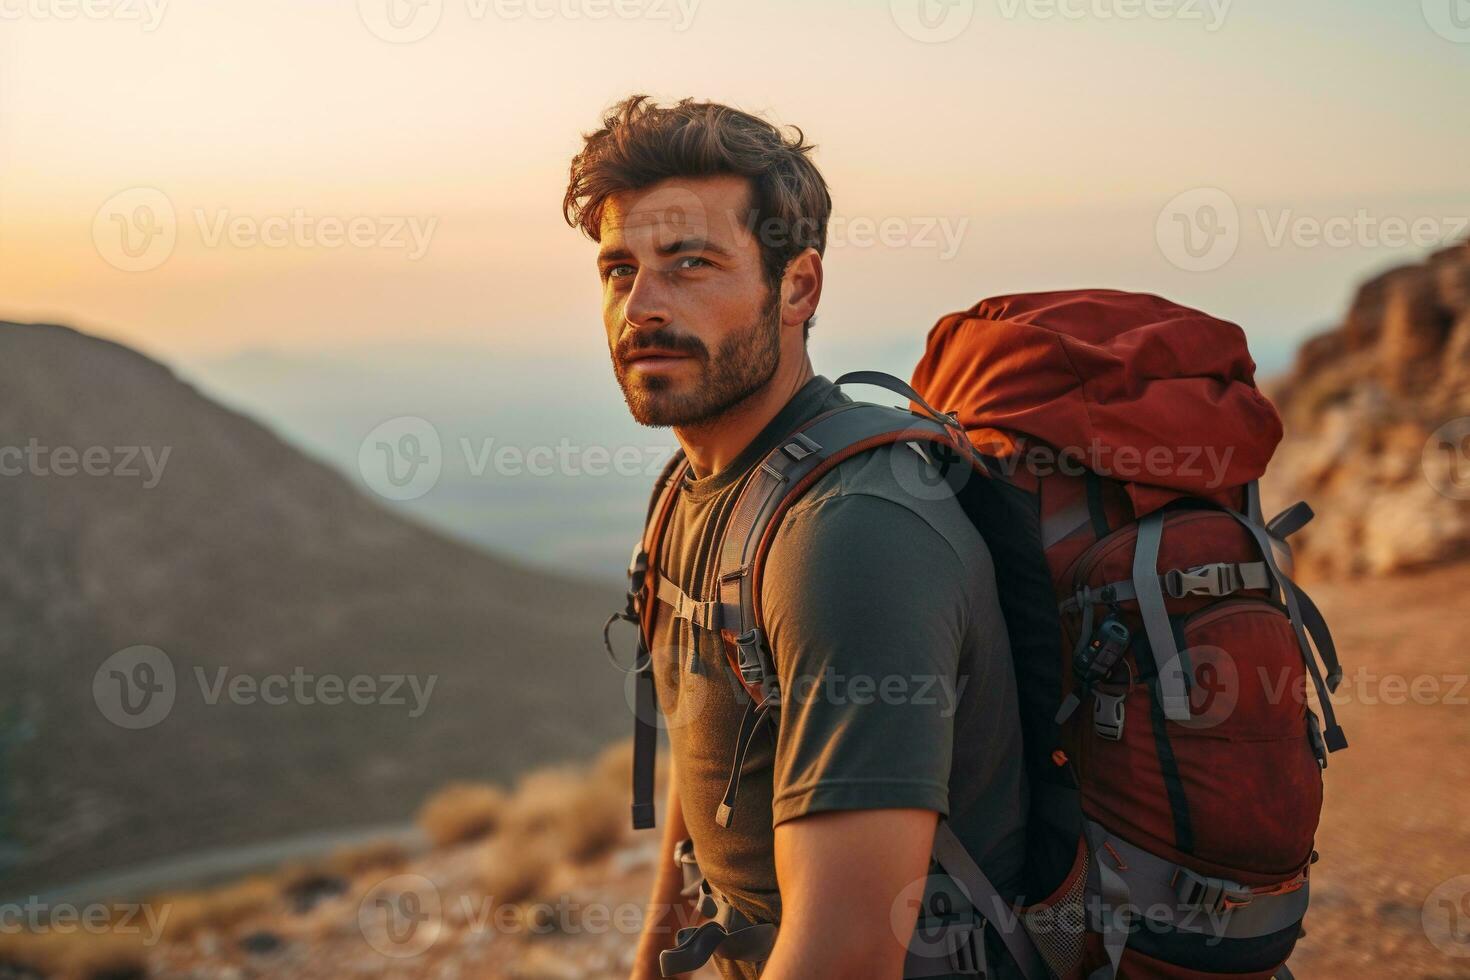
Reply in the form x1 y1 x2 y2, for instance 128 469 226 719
3 562 1467 979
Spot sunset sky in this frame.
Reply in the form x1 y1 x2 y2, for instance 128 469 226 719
1 0 1466 371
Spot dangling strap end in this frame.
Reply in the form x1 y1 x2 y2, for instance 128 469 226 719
632 802 656 830
715 802 734 829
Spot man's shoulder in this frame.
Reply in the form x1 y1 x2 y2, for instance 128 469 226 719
780 440 984 553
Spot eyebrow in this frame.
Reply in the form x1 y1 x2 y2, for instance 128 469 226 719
597 237 734 265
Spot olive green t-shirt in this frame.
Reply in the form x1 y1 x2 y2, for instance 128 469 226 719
649 374 1028 979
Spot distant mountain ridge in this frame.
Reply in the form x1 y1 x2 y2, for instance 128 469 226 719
0 321 624 891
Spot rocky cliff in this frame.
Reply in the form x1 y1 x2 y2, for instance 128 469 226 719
1264 242 1470 578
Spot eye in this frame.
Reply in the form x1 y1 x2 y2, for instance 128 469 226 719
604 264 635 281
674 256 709 271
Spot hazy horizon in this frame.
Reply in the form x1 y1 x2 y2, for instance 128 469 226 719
2 0 1467 367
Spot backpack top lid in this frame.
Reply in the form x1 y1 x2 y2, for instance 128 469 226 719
909 288 1284 516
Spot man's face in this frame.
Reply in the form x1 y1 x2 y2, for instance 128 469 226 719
597 174 782 427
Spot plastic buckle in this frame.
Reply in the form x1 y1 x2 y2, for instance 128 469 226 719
1164 562 1237 599
946 923 985 976
735 627 775 692
1175 867 1252 915
1093 691 1126 741
1306 710 1328 770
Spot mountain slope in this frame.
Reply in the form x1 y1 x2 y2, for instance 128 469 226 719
0 322 627 891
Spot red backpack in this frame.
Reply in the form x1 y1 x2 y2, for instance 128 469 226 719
607 289 1345 979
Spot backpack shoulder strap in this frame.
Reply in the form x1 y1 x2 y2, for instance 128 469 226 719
703 392 1052 979
712 397 965 701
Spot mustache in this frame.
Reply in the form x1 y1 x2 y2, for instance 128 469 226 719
617 330 708 362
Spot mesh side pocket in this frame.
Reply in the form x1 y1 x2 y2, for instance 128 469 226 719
1024 841 1089 979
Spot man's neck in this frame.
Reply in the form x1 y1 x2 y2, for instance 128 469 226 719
676 357 816 480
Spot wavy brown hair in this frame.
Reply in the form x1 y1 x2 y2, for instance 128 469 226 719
563 95 831 340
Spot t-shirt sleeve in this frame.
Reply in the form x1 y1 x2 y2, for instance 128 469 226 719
760 489 972 827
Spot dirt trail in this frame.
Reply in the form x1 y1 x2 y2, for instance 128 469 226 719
1285 564 1470 976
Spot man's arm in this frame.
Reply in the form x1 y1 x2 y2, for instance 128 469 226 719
630 763 699 980
760 807 938 980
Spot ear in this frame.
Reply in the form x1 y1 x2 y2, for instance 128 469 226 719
780 247 823 330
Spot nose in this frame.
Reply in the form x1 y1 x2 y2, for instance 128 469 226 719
622 266 671 332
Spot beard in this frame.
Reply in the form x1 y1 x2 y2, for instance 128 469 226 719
613 286 782 428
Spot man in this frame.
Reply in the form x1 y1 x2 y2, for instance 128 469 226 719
563 96 1028 980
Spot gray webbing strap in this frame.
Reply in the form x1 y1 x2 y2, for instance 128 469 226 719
1042 497 1093 549
1084 822 1130 980
903 916 986 977
1245 479 1264 525
931 821 1050 980
1088 822 1309 940
661 840 779 976
658 915 776 976
833 369 966 435
1131 513 1192 721
1060 561 1271 613
1266 500 1313 540
1224 512 1347 754
655 574 736 633
1293 582 1344 692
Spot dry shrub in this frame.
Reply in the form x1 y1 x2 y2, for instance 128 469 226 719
476 834 558 905
320 838 409 879
502 764 627 866
416 782 508 848
593 738 670 803
151 874 278 941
